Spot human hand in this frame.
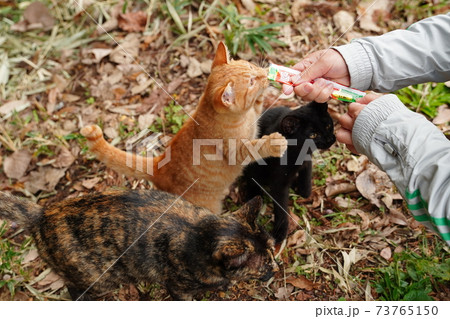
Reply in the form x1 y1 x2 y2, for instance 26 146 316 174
336 93 382 153
282 49 350 102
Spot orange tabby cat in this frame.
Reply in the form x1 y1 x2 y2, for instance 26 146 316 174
81 42 287 213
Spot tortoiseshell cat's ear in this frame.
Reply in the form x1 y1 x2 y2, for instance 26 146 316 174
212 41 229 69
232 196 262 230
213 239 253 268
280 115 301 135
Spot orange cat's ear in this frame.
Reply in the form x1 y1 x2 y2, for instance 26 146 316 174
221 82 235 106
212 42 229 69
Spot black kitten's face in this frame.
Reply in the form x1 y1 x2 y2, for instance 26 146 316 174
281 102 336 149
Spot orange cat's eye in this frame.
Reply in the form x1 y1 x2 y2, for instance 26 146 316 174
309 133 318 139
250 77 255 86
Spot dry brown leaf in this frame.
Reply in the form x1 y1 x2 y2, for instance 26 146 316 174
110 33 140 64
380 247 392 260
37 270 61 287
346 157 360 172
357 0 391 32
286 276 315 291
287 229 306 247
187 57 203 78
97 3 122 34
348 209 370 230
274 285 294 300
387 208 408 226
82 177 101 190
24 167 66 193
81 48 112 64
22 249 39 265
118 12 147 32
325 182 356 197
11 1 55 32
118 284 140 300
433 105 450 125
355 163 395 208
333 10 354 33
0 100 30 118
46 87 59 114
52 147 75 169
36 270 64 292
3 149 32 180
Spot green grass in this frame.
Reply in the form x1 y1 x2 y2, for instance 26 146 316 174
373 242 450 301
216 3 286 55
0 221 33 299
395 83 450 118
150 101 188 134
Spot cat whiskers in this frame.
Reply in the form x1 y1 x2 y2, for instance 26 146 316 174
75 178 200 301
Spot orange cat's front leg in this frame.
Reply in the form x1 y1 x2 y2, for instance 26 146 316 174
236 132 287 165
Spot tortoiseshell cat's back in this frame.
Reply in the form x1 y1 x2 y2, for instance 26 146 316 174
0 190 277 300
81 42 287 214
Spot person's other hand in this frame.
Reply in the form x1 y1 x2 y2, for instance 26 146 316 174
336 93 382 153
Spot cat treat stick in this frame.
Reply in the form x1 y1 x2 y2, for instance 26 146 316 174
268 63 366 103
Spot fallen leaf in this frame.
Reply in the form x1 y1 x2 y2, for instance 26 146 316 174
52 147 75 169
187 57 203 78
387 208 408 226
37 270 61 287
325 182 356 197
355 163 396 209
0 52 9 85
380 247 392 260
0 100 31 119
22 249 39 265
24 167 66 193
274 285 294 300
346 157 360 172
348 209 370 230
81 48 112 64
110 33 140 64
286 276 315 291
3 149 32 180
333 10 355 33
12 1 55 32
433 104 450 124
82 177 101 189
138 113 156 130
97 3 122 34
287 229 306 247
118 12 147 32
357 0 391 32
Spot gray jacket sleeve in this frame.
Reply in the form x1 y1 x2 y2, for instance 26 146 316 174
352 94 450 245
334 13 450 92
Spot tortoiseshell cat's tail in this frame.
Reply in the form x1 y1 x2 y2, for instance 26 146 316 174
81 125 158 181
0 192 43 226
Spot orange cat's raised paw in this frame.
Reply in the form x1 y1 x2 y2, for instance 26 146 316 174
80 125 104 141
262 132 287 158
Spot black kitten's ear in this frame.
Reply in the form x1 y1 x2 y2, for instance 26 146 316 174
212 41 229 69
232 196 262 229
310 101 328 112
281 115 301 135
213 240 253 268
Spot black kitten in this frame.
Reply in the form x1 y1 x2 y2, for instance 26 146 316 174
241 101 336 243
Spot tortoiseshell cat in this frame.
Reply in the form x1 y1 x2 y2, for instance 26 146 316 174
81 42 287 214
0 190 277 300
241 102 336 243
